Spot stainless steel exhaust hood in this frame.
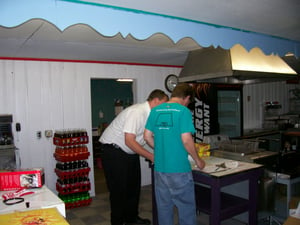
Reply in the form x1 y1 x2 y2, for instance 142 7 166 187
282 54 300 75
179 44 297 84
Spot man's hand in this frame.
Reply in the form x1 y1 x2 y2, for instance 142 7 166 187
125 133 154 162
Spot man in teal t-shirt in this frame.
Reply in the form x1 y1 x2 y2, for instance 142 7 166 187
144 83 205 225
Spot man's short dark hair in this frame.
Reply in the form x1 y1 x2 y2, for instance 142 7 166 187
171 83 194 102
147 89 169 101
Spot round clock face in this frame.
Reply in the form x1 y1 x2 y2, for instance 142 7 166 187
165 74 178 92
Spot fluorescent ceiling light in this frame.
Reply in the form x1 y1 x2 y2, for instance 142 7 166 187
285 52 295 57
117 78 133 82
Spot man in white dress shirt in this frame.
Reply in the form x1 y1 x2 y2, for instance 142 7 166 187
99 89 168 225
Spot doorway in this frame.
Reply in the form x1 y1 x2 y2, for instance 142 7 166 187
90 78 134 195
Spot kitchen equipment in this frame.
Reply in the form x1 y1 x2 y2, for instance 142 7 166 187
0 115 18 170
289 88 300 114
179 45 297 84
264 101 282 119
192 83 219 142
218 88 242 137
203 134 229 150
218 139 262 155
207 135 278 166
205 136 281 222
192 83 243 142
262 101 294 130
0 115 14 149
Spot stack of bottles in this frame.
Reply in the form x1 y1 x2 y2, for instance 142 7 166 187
58 192 91 206
55 161 91 194
54 129 89 145
54 145 90 162
53 129 92 209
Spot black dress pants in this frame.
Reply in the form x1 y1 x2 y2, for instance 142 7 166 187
101 144 141 225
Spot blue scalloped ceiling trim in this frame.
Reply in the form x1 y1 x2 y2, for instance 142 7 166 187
0 0 299 57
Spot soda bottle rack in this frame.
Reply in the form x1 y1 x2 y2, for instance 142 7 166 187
54 151 90 162
53 144 90 162
56 176 90 186
55 167 91 179
56 160 89 170
65 198 92 209
53 129 89 146
55 145 89 156
56 178 91 194
54 129 92 209
58 192 92 209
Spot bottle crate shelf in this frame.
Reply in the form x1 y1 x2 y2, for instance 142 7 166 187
54 129 91 209
58 192 92 209
53 136 89 146
54 152 90 162
64 198 92 209
55 167 90 179
56 180 91 194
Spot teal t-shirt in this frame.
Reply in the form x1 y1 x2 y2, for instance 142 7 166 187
145 102 195 173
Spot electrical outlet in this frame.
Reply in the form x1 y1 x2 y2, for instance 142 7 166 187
45 130 53 138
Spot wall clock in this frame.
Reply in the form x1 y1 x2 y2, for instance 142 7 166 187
164 74 178 92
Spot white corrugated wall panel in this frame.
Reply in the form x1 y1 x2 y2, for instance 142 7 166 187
0 59 180 195
243 81 300 129
2 58 299 194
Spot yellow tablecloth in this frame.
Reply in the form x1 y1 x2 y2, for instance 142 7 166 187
0 207 69 225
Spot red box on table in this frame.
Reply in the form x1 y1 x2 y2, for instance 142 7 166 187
0 168 44 191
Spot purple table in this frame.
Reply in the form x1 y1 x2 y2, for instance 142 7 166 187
150 158 263 225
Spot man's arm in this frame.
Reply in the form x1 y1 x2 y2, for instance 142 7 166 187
125 132 154 163
143 129 154 149
181 132 205 169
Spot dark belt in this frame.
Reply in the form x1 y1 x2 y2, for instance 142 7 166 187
101 143 121 149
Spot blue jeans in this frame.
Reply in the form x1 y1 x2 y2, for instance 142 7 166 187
154 171 197 225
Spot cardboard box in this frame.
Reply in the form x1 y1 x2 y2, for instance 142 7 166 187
195 143 210 157
289 197 300 209
283 197 300 225
0 168 44 191
283 216 300 225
